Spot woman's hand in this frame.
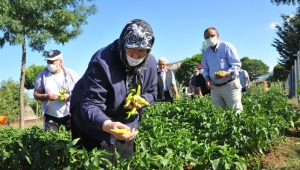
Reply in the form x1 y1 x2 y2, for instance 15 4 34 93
102 120 139 141
124 96 146 110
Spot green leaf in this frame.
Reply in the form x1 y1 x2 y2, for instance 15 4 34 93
234 162 244 170
25 155 31 165
211 158 221 170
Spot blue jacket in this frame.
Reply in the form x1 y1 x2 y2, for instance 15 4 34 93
70 45 158 144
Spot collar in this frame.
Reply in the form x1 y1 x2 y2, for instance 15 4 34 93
158 68 168 73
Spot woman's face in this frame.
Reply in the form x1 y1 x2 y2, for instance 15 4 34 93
125 48 148 59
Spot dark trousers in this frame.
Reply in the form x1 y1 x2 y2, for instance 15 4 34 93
242 87 248 93
44 114 71 132
164 91 174 103
71 117 135 168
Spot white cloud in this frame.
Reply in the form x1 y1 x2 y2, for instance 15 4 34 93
269 22 278 29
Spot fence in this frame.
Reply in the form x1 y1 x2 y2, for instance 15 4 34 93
287 50 300 101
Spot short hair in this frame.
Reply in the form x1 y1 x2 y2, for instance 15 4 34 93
204 27 219 35
158 57 167 63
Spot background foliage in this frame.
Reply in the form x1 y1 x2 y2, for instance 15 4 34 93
267 64 290 81
272 13 300 70
25 64 45 90
0 79 29 123
240 57 269 80
175 53 202 87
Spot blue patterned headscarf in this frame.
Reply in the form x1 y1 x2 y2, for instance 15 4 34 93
111 19 155 92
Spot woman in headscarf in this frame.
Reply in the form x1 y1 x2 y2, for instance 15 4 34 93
70 19 157 166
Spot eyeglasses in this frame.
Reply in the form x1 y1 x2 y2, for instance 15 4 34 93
158 63 167 66
205 34 216 40
125 49 148 57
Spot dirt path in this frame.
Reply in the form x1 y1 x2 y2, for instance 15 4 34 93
261 136 300 169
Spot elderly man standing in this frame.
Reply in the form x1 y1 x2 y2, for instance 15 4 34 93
157 57 179 103
34 50 79 132
202 27 243 114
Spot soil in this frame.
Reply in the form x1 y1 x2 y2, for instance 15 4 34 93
260 136 300 169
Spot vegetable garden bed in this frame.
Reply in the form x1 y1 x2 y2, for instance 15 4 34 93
0 82 299 169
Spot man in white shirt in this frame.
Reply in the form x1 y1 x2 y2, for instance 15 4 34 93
34 50 79 132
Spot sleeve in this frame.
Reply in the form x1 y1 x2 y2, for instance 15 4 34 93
71 70 80 83
202 52 209 78
226 43 241 75
141 55 158 105
244 70 249 78
171 71 176 86
34 70 45 91
80 61 111 131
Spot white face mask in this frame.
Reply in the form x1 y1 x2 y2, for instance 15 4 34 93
205 36 218 46
126 55 145 66
47 64 58 73
199 69 204 74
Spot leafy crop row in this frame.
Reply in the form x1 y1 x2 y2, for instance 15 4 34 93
0 82 298 169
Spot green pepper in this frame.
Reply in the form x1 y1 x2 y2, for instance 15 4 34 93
59 89 66 101
126 106 136 119
132 95 149 106
123 89 136 109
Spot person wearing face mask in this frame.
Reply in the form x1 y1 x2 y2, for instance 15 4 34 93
157 57 179 103
69 19 157 167
33 50 79 132
194 63 211 97
202 27 242 114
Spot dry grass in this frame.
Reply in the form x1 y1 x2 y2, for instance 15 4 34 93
1 119 43 129
287 97 300 110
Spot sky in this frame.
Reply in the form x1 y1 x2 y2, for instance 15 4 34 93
0 0 298 97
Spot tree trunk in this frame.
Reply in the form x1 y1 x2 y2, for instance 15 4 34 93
19 42 26 130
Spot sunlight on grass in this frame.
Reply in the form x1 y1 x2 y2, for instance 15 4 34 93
1 120 43 129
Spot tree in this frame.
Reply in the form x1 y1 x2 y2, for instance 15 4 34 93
25 64 44 117
200 41 209 54
267 64 290 81
271 0 300 5
25 64 45 90
175 53 202 87
0 0 97 129
0 78 29 123
272 12 300 70
240 57 269 80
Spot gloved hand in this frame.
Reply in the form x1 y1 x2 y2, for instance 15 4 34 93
175 95 180 100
